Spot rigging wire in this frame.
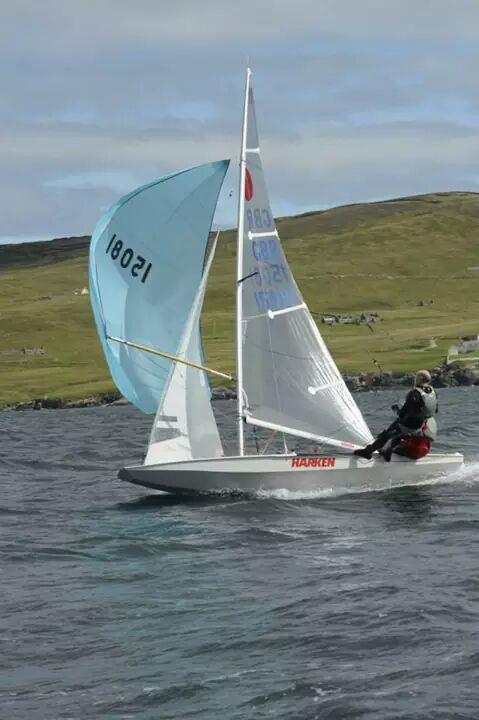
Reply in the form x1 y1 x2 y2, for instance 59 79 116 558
252 423 260 454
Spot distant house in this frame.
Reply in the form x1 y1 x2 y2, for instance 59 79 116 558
447 334 479 363
320 312 382 326
461 335 479 352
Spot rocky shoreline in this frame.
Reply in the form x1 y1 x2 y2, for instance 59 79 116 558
1 362 478 412
344 362 479 392
212 362 479 398
0 393 129 412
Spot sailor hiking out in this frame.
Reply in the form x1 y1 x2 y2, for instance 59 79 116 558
353 370 438 462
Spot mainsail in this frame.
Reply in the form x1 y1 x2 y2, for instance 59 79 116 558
89 160 229 413
237 71 373 450
145 237 223 465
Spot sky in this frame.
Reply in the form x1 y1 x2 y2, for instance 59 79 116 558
1 0 479 242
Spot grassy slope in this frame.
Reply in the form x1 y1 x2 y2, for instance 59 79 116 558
1 192 478 404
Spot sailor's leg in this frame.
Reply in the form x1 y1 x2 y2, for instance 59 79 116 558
353 430 390 459
385 419 401 434
381 433 403 462
392 442 410 458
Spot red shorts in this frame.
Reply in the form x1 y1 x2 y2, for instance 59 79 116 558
396 435 432 460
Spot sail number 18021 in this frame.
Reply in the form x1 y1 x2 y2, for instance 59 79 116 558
105 234 152 284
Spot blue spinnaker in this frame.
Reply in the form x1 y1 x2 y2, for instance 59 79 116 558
89 160 229 413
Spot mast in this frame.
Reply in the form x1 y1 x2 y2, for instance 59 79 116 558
235 66 251 456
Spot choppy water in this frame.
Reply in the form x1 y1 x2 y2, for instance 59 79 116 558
1 387 479 719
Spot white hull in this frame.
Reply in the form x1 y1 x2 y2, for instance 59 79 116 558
119 452 464 496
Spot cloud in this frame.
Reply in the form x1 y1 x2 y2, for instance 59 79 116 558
43 171 140 193
4 0 479 48
1 0 479 238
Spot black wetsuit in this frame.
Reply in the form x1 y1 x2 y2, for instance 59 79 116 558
393 388 432 431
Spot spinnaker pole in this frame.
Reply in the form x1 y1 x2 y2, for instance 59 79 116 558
235 66 251 456
107 335 234 381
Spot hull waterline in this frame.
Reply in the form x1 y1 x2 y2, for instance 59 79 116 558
119 452 464 496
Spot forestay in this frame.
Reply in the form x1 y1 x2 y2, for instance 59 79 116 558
238 74 373 449
89 160 229 413
145 238 223 465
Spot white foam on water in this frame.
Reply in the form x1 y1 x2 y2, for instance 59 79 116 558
254 483 394 501
249 460 479 501
255 486 338 501
441 459 479 485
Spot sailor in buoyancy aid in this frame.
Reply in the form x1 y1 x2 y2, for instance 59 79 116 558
353 369 438 462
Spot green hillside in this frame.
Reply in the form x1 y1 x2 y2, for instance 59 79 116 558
1 191 478 405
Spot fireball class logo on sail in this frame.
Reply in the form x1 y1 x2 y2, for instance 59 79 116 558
291 457 336 468
245 168 254 201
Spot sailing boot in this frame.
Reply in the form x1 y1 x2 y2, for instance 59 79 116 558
353 444 376 459
353 432 388 460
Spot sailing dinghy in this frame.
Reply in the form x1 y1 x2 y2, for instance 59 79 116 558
90 69 463 495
